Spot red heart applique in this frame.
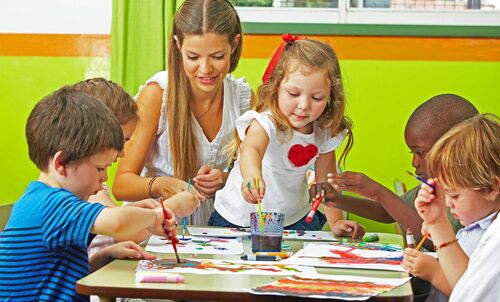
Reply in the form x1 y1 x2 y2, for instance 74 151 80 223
288 144 318 167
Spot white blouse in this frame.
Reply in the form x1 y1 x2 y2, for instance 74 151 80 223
136 71 251 226
214 110 346 227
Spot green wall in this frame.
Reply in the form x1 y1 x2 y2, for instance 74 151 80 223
1 55 499 231
233 58 500 232
0 56 110 205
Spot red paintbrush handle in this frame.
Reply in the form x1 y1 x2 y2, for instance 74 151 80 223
159 197 168 218
305 193 324 223
311 193 323 212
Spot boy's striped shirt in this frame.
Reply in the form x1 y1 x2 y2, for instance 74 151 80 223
0 181 105 301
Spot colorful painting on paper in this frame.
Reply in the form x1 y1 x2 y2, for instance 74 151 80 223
330 242 402 252
145 235 244 255
282 230 336 241
187 226 250 238
136 258 317 275
283 242 405 271
251 274 411 301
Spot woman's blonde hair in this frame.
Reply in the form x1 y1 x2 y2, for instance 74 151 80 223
229 39 352 167
166 0 242 180
426 114 499 192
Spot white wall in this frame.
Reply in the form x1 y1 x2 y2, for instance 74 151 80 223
0 0 111 34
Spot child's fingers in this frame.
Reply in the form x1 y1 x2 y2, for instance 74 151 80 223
327 171 344 178
352 223 365 239
336 221 354 235
258 180 265 198
402 254 416 269
125 242 156 260
141 251 157 260
162 211 178 233
342 222 365 239
403 247 419 258
251 188 263 203
401 260 415 274
166 229 178 240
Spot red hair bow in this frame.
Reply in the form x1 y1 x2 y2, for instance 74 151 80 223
262 33 304 84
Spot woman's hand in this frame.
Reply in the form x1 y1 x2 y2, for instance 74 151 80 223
153 176 205 201
192 165 225 198
125 198 159 209
164 191 201 217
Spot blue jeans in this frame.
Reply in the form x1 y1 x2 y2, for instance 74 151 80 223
208 210 327 231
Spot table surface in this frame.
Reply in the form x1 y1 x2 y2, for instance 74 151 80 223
77 231 413 302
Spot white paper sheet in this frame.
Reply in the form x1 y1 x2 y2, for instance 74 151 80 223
282 242 405 271
145 235 244 255
283 230 337 241
251 273 411 300
187 226 251 238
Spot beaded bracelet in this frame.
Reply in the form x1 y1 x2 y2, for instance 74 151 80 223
434 238 458 251
148 176 158 199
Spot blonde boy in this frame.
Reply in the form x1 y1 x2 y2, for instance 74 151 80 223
404 114 499 301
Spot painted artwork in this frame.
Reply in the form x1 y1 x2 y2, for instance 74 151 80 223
136 258 317 275
187 226 251 238
251 273 411 301
282 230 336 241
145 235 244 255
283 242 405 271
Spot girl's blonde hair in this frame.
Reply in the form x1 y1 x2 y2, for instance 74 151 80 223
229 39 352 167
167 0 242 180
426 114 499 192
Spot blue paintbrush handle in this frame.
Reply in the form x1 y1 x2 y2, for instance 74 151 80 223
415 176 434 188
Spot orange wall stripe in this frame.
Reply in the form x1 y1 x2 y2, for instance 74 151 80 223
242 34 500 62
2 33 499 61
0 34 110 57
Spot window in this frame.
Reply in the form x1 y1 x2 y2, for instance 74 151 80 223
231 0 500 26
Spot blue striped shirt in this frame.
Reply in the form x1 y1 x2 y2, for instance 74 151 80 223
0 181 105 301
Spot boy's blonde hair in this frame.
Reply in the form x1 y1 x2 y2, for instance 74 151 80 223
427 114 499 192
167 0 242 180
26 87 124 171
231 39 352 165
73 78 137 125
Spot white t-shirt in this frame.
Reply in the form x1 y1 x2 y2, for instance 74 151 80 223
450 213 499 302
214 110 346 227
136 71 251 226
426 211 497 302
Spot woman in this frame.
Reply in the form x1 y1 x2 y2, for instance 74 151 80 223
113 0 253 226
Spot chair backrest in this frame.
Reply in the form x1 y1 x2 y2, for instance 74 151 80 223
0 203 13 233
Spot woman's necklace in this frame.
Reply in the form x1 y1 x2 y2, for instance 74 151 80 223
193 89 223 121
194 101 215 120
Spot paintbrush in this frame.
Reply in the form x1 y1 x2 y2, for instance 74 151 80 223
406 171 434 188
159 196 181 263
306 190 324 223
254 177 264 233
415 233 429 251
182 179 190 240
